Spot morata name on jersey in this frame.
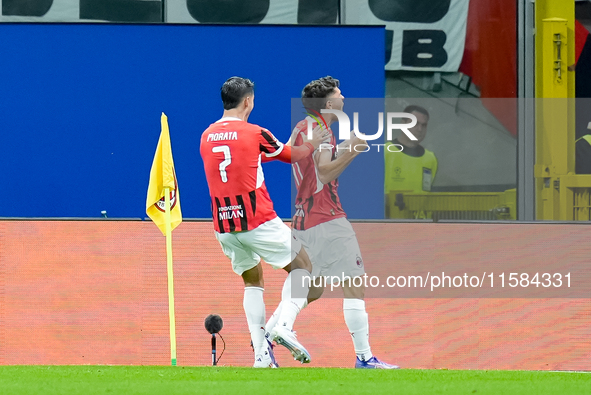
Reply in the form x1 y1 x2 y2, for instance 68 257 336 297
207 131 238 142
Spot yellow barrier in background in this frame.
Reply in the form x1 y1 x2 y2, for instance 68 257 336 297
387 190 517 221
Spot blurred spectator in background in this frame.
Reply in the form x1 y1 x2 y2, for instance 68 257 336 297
384 105 438 216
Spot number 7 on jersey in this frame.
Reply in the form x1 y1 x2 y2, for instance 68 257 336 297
212 145 231 183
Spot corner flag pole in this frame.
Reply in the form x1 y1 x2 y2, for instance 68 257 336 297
147 113 182 366
164 187 177 366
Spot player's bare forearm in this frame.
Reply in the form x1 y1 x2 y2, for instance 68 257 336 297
262 143 314 164
316 132 367 184
287 143 315 162
315 148 358 184
337 140 351 150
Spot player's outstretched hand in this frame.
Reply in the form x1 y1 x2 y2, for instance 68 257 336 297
349 131 368 155
303 124 331 150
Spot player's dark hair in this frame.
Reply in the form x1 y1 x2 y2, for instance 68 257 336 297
301 76 340 112
221 77 255 110
403 105 429 119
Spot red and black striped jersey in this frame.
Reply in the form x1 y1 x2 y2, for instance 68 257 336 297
200 117 284 233
291 119 346 230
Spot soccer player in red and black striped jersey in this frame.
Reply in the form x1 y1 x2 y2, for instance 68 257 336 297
200 77 328 367
265 76 398 369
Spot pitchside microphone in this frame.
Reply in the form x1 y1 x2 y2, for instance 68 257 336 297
204 314 223 366
205 314 223 334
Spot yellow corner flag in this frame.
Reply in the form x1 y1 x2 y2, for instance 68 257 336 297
146 113 181 366
146 113 182 234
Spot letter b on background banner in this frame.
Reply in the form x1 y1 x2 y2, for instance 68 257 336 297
344 0 468 72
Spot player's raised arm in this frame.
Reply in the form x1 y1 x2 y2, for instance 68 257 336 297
262 124 329 163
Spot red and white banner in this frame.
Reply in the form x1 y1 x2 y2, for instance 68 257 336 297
344 0 469 72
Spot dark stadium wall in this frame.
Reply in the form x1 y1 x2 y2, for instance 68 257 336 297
0 23 384 219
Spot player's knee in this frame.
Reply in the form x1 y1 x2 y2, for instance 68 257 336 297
307 284 324 303
343 279 365 299
243 278 264 288
290 251 312 272
241 263 264 287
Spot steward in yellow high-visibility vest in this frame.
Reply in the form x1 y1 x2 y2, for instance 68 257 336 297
384 105 438 216
384 141 438 193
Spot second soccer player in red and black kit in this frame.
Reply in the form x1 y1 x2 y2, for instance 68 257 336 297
200 76 327 367
265 76 399 369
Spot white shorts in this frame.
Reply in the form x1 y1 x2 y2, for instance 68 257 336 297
293 217 365 279
215 216 302 275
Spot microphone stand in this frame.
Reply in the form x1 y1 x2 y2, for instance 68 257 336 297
211 333 217 366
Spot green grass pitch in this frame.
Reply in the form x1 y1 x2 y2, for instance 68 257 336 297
0 366 589 394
